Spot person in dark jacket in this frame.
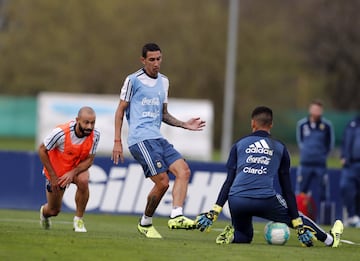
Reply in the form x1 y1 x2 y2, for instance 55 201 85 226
340 115 360 227
296 100 334 211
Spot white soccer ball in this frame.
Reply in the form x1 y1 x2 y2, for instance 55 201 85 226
264 221 290 245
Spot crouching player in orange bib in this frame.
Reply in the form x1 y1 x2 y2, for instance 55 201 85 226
38 106 100 232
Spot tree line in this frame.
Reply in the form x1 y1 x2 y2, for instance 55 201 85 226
0 0 359 148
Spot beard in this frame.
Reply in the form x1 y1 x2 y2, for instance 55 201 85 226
78 123 93 137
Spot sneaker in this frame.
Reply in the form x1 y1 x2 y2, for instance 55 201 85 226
168 215 196 230
73 218 87 232
330 220 344 248
137 224 162 238
39 206 51 229
216 224 234 244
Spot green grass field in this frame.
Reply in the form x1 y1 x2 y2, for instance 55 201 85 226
0 209 358 261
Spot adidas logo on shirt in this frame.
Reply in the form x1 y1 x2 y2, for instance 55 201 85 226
245 139 273 156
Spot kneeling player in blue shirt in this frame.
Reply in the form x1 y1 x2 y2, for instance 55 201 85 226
195 106 343 247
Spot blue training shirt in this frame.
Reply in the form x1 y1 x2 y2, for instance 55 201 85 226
341 116 360 164
296 116 334 166
120 68 169 146
215 130 299 220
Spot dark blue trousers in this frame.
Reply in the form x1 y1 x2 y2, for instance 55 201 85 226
228 194 328 243
340 164 360 217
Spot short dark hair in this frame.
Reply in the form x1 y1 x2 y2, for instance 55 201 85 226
310 99 323 107
142 43 161 58
251 106 273 126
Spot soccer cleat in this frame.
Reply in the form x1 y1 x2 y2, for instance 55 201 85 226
167 215 196 230
137 224 162 238
216 224 234 244
73 219 87 232
330 220 344 248
39 205 51 230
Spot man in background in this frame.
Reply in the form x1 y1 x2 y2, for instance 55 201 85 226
296 100 334 218
340 114 360 227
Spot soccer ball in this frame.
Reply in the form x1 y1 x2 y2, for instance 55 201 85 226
264 221 290 245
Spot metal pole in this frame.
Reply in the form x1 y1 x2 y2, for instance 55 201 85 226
221 0 239 161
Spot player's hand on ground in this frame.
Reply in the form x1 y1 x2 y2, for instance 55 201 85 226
196 210 218 232
195 212 213 232
292 217 315 247
196 205 222 232
296 226 314 247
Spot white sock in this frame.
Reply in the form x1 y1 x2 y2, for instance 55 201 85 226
140 215 152 226
324 233 333 246
40 205 45 218
170 207 183 218
74 216 82 221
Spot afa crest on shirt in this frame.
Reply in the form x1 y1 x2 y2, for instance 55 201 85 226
156 160 162 169
319 123 325 130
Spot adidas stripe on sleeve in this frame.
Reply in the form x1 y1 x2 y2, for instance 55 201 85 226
120 76 133 102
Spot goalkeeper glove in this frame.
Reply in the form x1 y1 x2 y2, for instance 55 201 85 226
196 204 222 232
292 217 314 247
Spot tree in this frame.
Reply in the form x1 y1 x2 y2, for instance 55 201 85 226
299 0 360 110
3 0 352 148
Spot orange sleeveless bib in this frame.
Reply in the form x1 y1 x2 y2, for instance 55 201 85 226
43 122 94 179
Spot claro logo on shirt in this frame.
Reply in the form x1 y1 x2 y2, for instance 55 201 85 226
243 166 267 175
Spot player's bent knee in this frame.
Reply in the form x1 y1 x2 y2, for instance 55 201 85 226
74 175 89 190
76 180 89 190
177 167 191 180
184 167 191 179
158 181 169 192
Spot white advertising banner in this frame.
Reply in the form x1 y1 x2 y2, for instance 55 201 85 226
37 92 213 160
62 163 231 219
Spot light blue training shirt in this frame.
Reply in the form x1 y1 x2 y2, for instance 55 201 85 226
120 68 169 146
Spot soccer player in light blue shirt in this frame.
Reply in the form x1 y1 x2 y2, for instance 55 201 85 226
112 43 206 238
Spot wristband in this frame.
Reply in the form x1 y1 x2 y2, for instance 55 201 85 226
211 204 222 222
292 217 303 228
114 139 121 143
212 204 223 213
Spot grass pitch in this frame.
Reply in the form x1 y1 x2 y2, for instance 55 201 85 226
0 209 359 261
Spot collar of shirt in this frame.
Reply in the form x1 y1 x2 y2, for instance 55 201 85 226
251 130 270 137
